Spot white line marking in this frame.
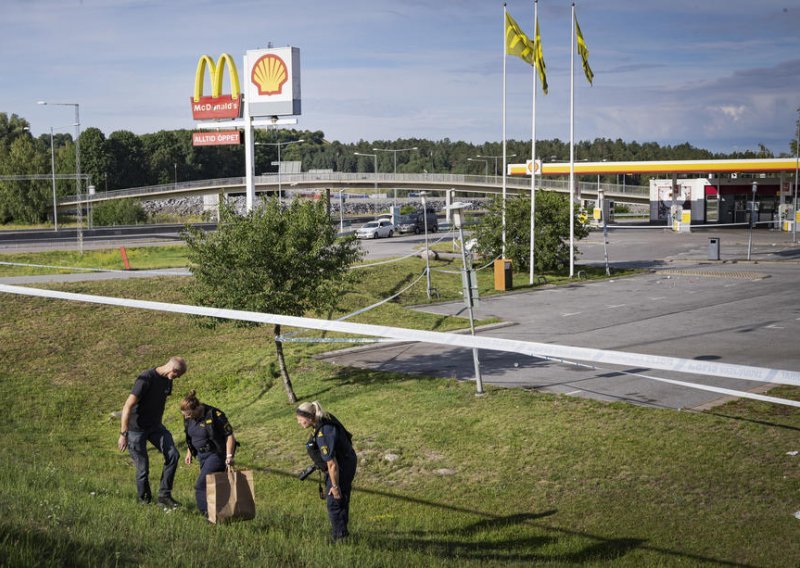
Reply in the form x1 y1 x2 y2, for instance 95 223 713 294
606 304 626 309
561 312 582 317
765 325 785 329
565 390 582 395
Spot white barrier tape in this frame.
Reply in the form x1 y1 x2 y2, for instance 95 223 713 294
2 283 799 388
552 356 800 408
622 369 800 408
0 261 189 278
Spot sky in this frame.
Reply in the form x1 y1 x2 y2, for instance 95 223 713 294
2 0 799 155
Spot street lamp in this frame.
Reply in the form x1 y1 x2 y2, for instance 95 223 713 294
255 138 304 202
337 189 345 234
354 151 378 216
443 201 483 395
372 146 418 208
467 157 489 176
476 153 516 177
420 191 432 299
45 124 76 231
793 107 799 244
39 100 82 252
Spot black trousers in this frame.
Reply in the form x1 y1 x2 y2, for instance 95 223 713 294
325 458 357 540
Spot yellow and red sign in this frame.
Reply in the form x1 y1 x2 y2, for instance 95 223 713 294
191 53 243 120
250 54 288 96
192 130 241 146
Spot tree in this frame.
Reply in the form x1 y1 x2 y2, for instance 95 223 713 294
183 198 363 403
472 192 590 274
0 136 49 224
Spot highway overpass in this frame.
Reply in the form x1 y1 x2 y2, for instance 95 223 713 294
57 172 648 209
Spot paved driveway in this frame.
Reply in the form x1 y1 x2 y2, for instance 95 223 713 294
323 229 800 410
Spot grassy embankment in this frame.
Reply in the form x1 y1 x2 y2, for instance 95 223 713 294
0 247 799 566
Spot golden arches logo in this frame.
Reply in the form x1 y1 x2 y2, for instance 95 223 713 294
193 53 241 102
251 54 288 96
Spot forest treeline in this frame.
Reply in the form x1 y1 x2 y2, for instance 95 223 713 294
0 111 793 224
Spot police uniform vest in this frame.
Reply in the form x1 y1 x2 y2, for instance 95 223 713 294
305 415 353 470
184 405 234 456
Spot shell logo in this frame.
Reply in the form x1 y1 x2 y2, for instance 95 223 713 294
251 54 288 96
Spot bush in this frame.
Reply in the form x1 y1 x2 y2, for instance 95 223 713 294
92 198 147 226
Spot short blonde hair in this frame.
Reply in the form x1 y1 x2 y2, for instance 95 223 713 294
168 356 187 374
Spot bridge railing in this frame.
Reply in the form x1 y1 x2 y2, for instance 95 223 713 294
58 173 648 205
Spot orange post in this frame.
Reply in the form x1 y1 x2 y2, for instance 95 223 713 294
119 246 131 270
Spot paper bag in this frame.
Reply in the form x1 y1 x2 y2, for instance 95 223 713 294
206 468 255 524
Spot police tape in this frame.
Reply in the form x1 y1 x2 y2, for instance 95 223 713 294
2 283 800 403
0 261 190 277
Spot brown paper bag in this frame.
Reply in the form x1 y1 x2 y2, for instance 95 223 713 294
206 467 255 524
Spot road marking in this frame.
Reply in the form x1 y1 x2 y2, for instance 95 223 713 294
562 312 582 317
649 297 666 301
565 390 582 395
765 325 785 329
606 304 626 309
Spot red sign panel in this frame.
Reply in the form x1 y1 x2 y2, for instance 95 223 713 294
192 130 242 146
190 94 243 120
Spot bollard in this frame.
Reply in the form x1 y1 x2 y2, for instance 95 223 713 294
119 246 131 270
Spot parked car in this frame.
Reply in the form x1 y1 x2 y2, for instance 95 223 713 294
356 219 394 239
416 210 439 233
396 214 418 234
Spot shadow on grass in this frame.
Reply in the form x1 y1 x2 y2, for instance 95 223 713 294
267 468 753 567
0 524 133 566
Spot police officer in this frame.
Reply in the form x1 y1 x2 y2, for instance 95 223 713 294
118 356 185 509
296 401 357 542
180 390 238 518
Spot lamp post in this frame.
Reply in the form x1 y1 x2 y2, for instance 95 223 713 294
420 191 432 300
49 127 59 231
39 101 81 252
793 107 799 244
747 181 757 260
256 139 304 202
444 201 483 395
372 146 418 208
174 163 177 189
477 153 516 177
354 151 378 216
467 157 489 177
338 189 345 234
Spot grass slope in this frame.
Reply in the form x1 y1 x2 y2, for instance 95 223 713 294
0 258 799 567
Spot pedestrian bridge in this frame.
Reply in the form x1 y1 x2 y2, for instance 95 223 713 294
58 172 648 208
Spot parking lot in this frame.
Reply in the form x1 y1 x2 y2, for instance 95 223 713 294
323 227 800 410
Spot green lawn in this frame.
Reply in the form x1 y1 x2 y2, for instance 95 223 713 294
1 255 799 566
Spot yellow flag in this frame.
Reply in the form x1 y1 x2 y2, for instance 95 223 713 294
534 17 548 95
505 10 534 66
574 14 594 84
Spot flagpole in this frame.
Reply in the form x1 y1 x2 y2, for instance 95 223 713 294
569 2 575 278
529 0 538 285
502 3 508 259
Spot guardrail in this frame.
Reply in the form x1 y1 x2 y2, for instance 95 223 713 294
58 173 649 206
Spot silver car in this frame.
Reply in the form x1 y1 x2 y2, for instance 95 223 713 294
356 219 394 239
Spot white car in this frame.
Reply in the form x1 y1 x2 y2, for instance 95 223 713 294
356 219 394 239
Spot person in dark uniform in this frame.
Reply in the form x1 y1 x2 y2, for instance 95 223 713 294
180 390 238 518
295 401 357 542
118 356 186 509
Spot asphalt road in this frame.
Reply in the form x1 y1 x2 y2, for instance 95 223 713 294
327 227 800 410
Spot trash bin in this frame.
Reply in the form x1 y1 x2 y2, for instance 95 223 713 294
708 237 720 261
494 258 512 291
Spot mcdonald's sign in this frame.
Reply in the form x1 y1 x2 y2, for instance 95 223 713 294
191 53 243 120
